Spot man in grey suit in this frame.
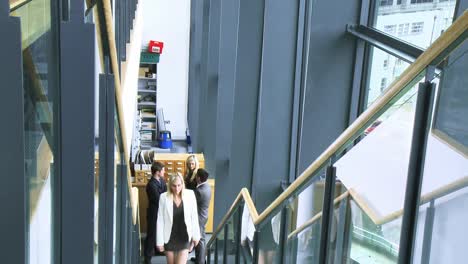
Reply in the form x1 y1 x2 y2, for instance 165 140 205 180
192 168 211 263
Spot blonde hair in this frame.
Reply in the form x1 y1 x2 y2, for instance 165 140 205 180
186 155 199 182
167 172 185 196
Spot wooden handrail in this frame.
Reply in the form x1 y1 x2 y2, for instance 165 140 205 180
254 10 468 226
286 175 468 240
351 175 468 225
206 188 258 248
287 191 350 240
9 0 30 11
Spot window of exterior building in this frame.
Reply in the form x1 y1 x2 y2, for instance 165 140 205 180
380 0 394 6
384 24 397 35
383 58 389 69
380 78 387 92
410 0 434 3
410 22 424 34
365 0 457 109
397 23 410 36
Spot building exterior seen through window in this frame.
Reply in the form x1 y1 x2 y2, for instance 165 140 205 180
366 0 457 108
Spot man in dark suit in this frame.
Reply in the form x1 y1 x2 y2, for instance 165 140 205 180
144 161 167 264
192 168 211 264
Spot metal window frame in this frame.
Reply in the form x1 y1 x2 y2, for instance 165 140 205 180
98 70 116 264
0 3 26 263
346 24 425 64
59 0 96 262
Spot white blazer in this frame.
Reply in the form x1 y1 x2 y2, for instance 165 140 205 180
156 190 201 246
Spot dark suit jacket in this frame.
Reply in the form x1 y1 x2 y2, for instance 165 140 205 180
194 182 211 226
146 177 167 223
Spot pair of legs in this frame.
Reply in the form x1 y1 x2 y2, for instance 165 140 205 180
165 249 189 264
258 250 275 264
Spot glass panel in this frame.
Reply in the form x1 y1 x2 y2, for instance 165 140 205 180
412 46 468 264
224 214 236 263
272 197 296 263
295 220 321 264
293 171 326 263
11 1 58 263
365 50 411 107
207 244 215 264
256 210 282 264
374 0 456 48
432 43 468 152
327 182 351 264
334 75 425 263
216 235 224 264
241 204 256 263
348 200 400 263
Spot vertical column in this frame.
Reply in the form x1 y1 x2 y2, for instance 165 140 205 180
196 0 211 152
219 0 265 224
398 82 435 264
212 0 240 224
201 0 222 173
318 165 336 264
115 163 126 264
187 0 204 151
60 1 95 262
0 3 26 264
98 73 116 264
251 0 300 211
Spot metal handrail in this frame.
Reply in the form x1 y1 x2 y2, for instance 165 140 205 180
207 10 468 253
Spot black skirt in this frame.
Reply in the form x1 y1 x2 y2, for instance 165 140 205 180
164 201 190 251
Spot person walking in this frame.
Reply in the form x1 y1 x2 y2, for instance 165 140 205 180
192 168 212 264
156 173 200 264
144 161 167 264
184 154 199 190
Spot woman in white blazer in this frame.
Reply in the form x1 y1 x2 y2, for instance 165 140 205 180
156 173 200 264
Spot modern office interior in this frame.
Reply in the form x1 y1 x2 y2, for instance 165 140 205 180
1 0 467 263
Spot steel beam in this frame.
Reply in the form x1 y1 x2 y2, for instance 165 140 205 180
346 24 424 64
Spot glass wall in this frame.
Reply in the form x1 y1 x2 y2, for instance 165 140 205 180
333 72 425 263
412 43 468 264
365 0 457 108
10 0 59 263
